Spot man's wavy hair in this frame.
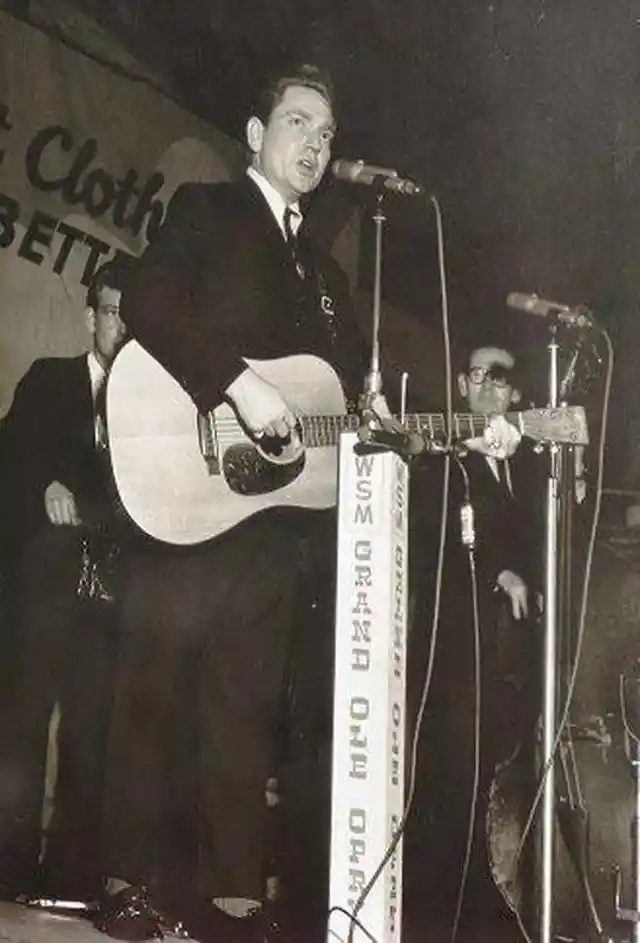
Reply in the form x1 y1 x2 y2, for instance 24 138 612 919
86 253 137 312
252 63 338 125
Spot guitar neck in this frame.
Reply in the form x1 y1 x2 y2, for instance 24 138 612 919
299 411 502 448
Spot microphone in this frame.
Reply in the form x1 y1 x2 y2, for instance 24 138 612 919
506 292 594 328
332 159 425 197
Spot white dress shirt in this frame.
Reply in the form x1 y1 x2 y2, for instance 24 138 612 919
246 166 303 237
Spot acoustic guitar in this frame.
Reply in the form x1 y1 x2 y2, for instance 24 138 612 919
106 340 588 545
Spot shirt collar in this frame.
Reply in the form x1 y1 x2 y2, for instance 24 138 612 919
485 455 513 494
246 167 302 237
87 350 107 398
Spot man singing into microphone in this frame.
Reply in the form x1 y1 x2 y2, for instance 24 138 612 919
96 63 524 942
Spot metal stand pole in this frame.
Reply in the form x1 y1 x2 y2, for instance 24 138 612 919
540 326 561 943
615 677 640 943
363 191 386 399
633 744 640 943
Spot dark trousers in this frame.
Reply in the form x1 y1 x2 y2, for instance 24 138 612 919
0 525 119 895
274 547 336 919
101 511 316 900
405 581 537 928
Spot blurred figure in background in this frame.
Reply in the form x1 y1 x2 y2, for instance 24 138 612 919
0 257 131 902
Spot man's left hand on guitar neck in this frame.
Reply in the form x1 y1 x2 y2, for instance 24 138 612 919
465 414 522 460
361 397 523 460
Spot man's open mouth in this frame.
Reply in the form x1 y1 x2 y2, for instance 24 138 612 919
297 156 316 175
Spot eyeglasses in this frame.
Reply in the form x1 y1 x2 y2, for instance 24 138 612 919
467 366 513 389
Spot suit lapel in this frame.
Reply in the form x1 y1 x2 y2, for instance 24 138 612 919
236 176 340 348
68 354 95 449
468 452 513 500
241 176 318 293
241 177 291 260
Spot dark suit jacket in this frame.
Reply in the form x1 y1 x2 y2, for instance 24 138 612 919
0 355 109 555
119 176 368 415
0 354 124 896
411 443 544 599
454 447 543 594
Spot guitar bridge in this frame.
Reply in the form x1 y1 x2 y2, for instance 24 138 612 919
197 412 221 476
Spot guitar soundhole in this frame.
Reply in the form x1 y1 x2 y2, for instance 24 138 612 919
223 443 306 496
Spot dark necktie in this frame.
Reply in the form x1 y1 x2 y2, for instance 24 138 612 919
284 206 337 343
498 459 512 496
283 206 306 280
94 373 109 451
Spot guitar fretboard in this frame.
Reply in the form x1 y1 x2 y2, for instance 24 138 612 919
297 412 503 449
210 411 510 448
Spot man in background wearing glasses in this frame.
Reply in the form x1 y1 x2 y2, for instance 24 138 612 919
456 343 532 620
0 258 132 905
405 339 542 938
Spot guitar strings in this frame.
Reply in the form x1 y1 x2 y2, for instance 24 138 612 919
209 413 492 448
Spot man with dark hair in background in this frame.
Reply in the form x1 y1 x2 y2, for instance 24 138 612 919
0 257 132 903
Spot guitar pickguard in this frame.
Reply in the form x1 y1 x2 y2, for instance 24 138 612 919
222 443 306 496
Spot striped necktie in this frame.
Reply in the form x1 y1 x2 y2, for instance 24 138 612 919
284 206 337 343
283 206 306 280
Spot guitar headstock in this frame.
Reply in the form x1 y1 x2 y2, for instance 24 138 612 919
518 406 589 446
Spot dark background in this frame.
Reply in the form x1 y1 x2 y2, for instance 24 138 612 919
9 0 640 481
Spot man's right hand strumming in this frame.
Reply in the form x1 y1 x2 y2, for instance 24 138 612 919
226 366 297 440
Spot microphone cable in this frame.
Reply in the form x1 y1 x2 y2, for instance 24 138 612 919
449 457 484 943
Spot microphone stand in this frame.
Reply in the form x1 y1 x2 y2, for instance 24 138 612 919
538 323 561 943
539 320 587 943
361 187 386 405
356 186 444 462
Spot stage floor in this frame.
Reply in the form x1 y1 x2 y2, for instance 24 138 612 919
0 901 198 942
0 899 526 942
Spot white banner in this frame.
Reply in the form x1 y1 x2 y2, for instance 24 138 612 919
329 433 409 943
0 11 242 415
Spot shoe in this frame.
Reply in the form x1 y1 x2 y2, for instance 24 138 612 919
0 834 40 902
162 896 296 943
93 885 173 941
166 897 253 942
239 902 296 943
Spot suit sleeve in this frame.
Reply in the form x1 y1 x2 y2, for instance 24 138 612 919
0 362 68 546
120 184 264 414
